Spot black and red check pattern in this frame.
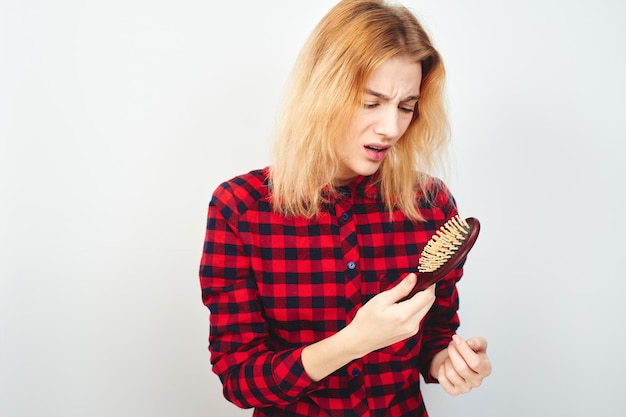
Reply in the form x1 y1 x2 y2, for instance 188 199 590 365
200 168 463 417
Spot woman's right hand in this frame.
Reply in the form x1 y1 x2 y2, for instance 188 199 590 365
345 273 436 358
301 273 435 382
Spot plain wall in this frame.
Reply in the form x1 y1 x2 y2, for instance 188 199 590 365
2 1 625 416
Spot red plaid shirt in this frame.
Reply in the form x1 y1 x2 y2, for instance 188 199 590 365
200 168 462 417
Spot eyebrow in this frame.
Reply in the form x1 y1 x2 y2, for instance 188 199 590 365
365 88 420 102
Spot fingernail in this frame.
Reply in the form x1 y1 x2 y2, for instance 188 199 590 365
452 335 463 345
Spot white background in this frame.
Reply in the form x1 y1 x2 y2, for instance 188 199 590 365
2 1 625 416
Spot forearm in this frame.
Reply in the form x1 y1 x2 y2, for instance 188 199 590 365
213 345 323 408
301 324 365 382
214 323 363 407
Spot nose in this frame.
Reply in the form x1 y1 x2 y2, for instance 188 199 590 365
373 107 402 139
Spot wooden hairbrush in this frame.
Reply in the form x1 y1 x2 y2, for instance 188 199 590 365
404 215 480 299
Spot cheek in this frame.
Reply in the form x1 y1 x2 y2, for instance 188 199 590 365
341 123 364 151
335 136 353 158
349 112 370 134
400 118 413 136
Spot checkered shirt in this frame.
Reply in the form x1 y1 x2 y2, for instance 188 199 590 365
199 168 462 417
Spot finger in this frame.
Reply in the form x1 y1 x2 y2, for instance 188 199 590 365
452 335 491 375
383 273 417 303
466 336 488 353
412 282 436 298
449 336 491 385
452 335 479 359
447 336 478 377
442 358 466 387
402 282 436 312
438 361 467 397
436 364 456 396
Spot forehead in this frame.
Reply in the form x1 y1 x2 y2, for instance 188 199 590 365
365 55 422 97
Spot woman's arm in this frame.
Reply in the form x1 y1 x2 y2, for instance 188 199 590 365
301 274 436 381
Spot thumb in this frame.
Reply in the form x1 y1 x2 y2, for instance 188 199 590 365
466 337 488 353
384 273 417 303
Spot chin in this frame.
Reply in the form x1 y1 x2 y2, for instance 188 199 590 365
359 162 383 177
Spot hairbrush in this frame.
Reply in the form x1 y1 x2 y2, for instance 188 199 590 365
403 215 480 300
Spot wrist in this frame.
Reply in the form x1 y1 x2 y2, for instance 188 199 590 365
429 348 449 380
338 323 369 360
301 325 366 382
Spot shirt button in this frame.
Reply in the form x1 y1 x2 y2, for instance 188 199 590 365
352 368 361 377
347 261 356 270
341 212 350 221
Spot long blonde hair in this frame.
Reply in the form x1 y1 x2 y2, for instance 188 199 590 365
270 0 449 220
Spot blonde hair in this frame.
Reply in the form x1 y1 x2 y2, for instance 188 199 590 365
270 0 449 220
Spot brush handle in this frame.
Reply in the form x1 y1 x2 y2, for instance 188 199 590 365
403 217 480 301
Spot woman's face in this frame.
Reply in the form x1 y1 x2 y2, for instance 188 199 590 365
334 55 422 185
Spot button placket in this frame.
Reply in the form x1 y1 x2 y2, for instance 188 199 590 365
336 192 361 317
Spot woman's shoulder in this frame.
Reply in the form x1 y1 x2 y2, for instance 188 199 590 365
216 167 269 190
417 173 457 216
211 167 270 208
417 172 451 196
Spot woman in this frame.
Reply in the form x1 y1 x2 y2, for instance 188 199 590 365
200 1 491 415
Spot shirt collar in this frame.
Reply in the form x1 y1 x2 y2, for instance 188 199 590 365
333 174 382 201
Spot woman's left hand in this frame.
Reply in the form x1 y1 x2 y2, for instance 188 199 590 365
433 335 492 396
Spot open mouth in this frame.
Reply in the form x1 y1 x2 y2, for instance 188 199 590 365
365 145 387 153
364 145 390 162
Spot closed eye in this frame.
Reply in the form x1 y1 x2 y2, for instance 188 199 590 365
400 100 418 114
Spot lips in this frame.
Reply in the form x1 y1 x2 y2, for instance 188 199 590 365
364 144 390 161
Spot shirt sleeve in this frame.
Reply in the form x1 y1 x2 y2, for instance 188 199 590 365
418 179 462 383
199 182 325 409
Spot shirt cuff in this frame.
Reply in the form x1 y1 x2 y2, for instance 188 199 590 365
421 345 448 384
271 346 326 398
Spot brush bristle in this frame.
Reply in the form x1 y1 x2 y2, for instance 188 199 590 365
418 215 471 273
